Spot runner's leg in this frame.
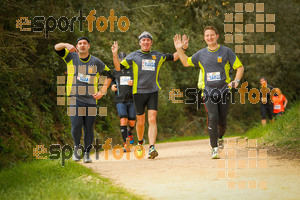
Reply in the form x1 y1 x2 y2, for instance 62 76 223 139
147 92 158 147
204 96 219 148
134 94 147 144
117 103 129 143
71 116 83 147
218 93 230 139
136 114 145 143
261 104 267 125
127 102 136 137
148 110 157 146
83 115 96 153
70 100 84 147
267 103 274 122
82 103 96 153
120 118 128 143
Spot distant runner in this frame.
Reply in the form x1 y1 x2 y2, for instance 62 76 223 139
272 88 288 118
54 37 112 163
111 32 188 159
174 26 244 159
260 77 274 125
110 51 136 152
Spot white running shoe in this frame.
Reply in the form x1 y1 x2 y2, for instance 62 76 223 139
83 152 92 163
72 154 80 162
212 147 219 159
73 146 82 162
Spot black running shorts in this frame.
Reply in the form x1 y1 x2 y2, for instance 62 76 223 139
133 91 158 115
260 103 273 120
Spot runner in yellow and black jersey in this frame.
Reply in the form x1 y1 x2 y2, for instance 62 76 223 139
54 37 112 163
111 32 189 159
174 26 244 159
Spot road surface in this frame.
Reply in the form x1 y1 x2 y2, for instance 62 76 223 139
81 138 300 200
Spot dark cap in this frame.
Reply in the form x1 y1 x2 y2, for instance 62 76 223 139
76 37 90 44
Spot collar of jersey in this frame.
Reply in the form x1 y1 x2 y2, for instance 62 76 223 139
79 54 91 63
207 45 220 52
140 49 152 54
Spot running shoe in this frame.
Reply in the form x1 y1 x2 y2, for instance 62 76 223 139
83 152 92 163
136 139 145 158
73 146 81 162
72 154 80 162
123 143 131 152
128 135 134 145
219 139 224 150
148 146 158 159
211 147 219 159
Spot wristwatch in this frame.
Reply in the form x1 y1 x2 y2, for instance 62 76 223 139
235 79 240 83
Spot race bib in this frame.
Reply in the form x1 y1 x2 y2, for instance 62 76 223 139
274 105 281 110
207 72 221 81
120 76 131 85
77 73 91 83
142 59 155 71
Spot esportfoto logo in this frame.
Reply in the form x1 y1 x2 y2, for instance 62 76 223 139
16 9 130 38
33 138 146 166
169 82 281 110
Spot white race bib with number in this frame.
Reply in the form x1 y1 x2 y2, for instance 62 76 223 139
142 59 155 71
207 72 221 81
120 76 131 85
274 105 281 110
77 73 91 83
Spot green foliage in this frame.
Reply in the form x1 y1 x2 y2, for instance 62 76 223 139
0 159 142 200
247 101 300 153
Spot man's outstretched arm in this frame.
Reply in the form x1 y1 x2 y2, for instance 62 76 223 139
54 43 78 53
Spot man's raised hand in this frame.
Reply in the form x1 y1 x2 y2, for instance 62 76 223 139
182 35 190 50
173 34 184 51
111 41 119 55
65 43 78 53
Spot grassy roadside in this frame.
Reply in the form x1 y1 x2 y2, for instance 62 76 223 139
246 101 300 156
0 159 143 200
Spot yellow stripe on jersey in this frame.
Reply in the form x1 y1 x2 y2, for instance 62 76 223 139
120 59 130 69
156 56 167 90
132 61 139 94
232 56 242 70
94 72 100 104
197 61 205 90
94 72 100 94
224 61 231 84
103 65 110 71
62 48 70 63
66 61 74 96
187 57 195 67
